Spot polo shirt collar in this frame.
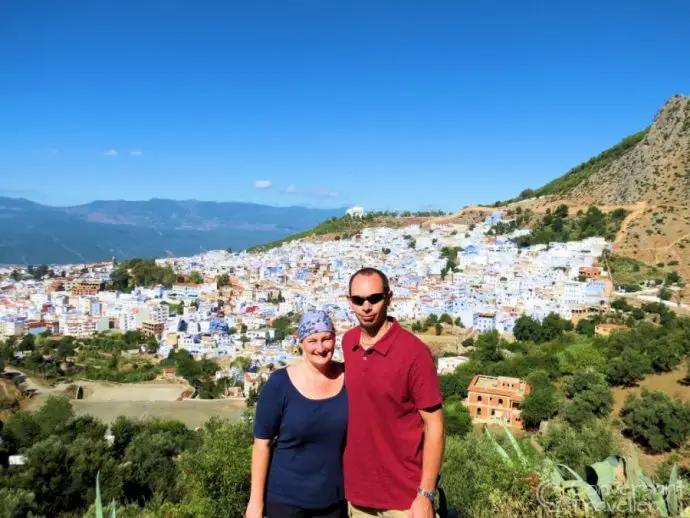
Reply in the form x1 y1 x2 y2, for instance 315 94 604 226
353 317 400 356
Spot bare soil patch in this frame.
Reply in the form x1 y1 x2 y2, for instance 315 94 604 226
72 399 246 429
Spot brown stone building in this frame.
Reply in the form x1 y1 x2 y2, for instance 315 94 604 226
465 375 531 429
71 280 104 296
142 321 164 338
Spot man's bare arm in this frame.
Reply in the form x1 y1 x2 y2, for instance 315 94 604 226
419 406 445 493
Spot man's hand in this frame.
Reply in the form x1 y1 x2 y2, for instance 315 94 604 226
408 493 434 518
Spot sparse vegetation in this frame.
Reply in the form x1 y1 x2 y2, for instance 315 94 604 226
501 129 648 203
498 205 629 247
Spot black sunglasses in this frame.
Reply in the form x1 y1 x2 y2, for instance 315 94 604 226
349 292 387 306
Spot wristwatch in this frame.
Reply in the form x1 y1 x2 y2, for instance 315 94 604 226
417 487 437 501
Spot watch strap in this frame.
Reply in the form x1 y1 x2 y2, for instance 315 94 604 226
417 487 436 500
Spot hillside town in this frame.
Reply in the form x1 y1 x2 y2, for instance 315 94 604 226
0 210 614 414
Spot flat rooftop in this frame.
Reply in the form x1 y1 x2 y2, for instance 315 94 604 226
471 375 527 393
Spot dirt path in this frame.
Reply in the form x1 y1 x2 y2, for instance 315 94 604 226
3 368 70 396
612 202 647 250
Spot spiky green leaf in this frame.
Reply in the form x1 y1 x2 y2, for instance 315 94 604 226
95 471 103 518
483 425 512 465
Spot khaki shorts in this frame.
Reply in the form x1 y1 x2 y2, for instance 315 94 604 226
347 502 408 518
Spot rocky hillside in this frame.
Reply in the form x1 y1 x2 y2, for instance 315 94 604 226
566 94 690 206
485 95 690 281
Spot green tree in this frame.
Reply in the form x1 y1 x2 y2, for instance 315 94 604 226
19 333 36 351
0 488 40 518
216 273 230 288
606 348 652 386
439 313 453 325
187 271 203 284
665 271 681 285
0 411 42 453
173 420 252 518
520 370 560 429
620 390 690 453
563 370 614 426
611 298 632 312
434 323 443 336
513 315 542 342
558 340 606 375
245 377 266 408
110 416 143 460
474 330 504 363
631 307 645 320
540 420 617 477
440 435 538 516
644 336 684 372
540 313 568 342
34 396 74 437
443 396 473 437
14 435 121 516
121 421 195 506
109 267 131 292
231 356 252 372
659 287 672 301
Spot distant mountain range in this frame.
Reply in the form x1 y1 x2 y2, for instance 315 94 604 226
0 198 345 265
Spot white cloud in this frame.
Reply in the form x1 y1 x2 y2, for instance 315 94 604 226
255 180 272 189
282 184 298 194
130 150 144 157
102 149 118 157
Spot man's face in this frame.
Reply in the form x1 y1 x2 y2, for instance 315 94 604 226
348 274 391 331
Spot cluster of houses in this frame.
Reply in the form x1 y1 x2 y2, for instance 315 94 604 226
0 209 613 428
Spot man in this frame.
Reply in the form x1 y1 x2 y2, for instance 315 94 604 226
343 267 445 518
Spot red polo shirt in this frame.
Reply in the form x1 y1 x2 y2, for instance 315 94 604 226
343 318 443 510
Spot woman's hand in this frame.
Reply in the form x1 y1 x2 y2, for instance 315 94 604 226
245 499 264 518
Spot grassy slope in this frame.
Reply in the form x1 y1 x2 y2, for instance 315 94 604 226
606 254 665 286
247 214 420 252
505 128 649 203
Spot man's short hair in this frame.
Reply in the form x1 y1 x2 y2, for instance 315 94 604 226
348 267 390 295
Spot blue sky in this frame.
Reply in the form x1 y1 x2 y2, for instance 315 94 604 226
1 1 688 211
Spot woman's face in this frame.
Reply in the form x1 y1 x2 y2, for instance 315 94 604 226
301 331 336 368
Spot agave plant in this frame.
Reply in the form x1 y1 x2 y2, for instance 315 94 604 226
94 471 117 518
485 424 689 517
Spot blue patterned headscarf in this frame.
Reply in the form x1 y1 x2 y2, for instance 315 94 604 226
298 310 336 342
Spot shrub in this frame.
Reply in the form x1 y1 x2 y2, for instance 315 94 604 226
440 435 539 517
620 390 690 453
540 420 617 477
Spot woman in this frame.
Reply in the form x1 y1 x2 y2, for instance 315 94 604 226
245 310 348 518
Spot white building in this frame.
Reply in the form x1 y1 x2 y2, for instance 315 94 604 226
346 206 364 218
437 356 469 375
1 320 24 337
